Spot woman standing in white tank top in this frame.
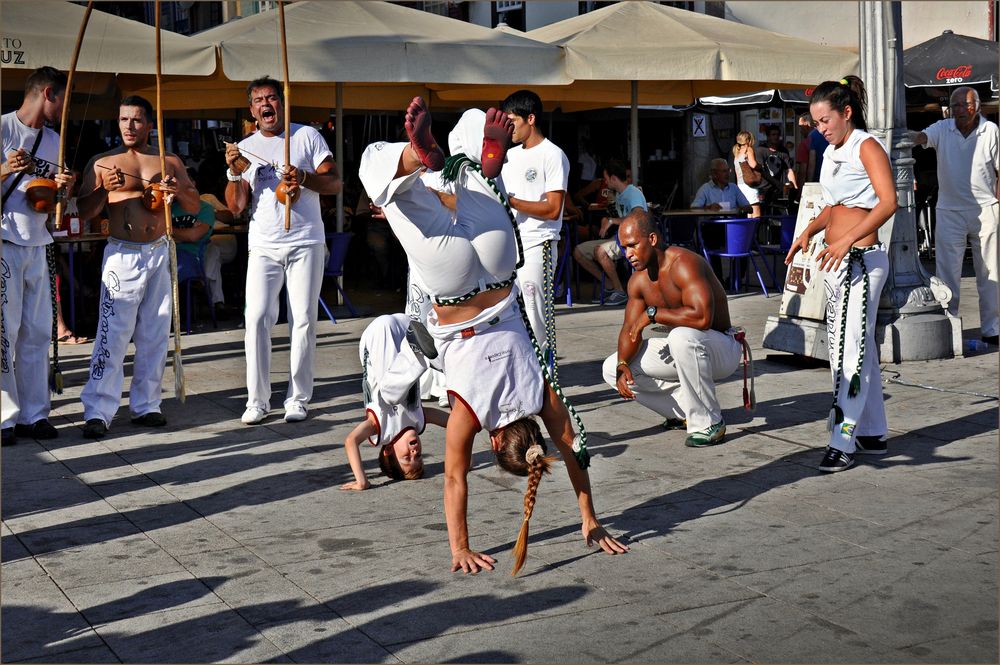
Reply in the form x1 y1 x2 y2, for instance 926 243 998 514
732 130 761 218
784 76 898 474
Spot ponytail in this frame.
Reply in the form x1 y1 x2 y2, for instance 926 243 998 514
810 75 868 131
511 446 554 575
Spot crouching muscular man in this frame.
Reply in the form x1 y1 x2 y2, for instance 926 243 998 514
603 212 744 447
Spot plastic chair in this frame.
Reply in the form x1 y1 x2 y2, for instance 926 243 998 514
176 244 217 334
758 214 797 288
552 222 575 307
319 231 358 323
697 217 775 297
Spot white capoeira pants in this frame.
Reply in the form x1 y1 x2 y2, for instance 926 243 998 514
244 242 325 413
517 240 559 359
824 244 889 453
602 327 742 432
935 203 999 337
81 238 171 426
1 243 53 429
360 313 427 444
405 268 446 400
358 109 517 303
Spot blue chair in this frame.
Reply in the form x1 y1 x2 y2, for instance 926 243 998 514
697 217 775 297
758 214 797 289
663 214 700 250
553 222 575 307
319 231 358 323
176 244 217 334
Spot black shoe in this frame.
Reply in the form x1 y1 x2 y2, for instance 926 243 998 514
818 447 854 473
406 320 438 360
981 335 999 346
14 419 59 440
855 435 887 455
131 412 167 427
1 427 16 447
82 419 108 439
214 303 231 321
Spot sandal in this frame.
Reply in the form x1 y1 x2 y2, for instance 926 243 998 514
57 333 90 345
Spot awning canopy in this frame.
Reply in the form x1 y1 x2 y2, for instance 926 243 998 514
903 30 998 89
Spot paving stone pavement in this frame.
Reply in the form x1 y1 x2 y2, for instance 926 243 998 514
2 272 997 663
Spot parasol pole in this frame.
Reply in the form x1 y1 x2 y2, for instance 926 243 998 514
155 0 186 402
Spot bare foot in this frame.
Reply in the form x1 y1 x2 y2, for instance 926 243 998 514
482 107 513 179
404 97 445 171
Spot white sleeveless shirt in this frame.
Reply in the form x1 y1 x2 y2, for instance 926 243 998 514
818 129 886 211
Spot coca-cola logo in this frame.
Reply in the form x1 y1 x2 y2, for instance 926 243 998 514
936 65 973 81
804 87 815 96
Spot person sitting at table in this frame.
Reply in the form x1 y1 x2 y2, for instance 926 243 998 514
690 158 751 213
572 159 647 306
171 199 228 320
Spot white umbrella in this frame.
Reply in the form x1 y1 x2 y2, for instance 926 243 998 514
0 0 216 75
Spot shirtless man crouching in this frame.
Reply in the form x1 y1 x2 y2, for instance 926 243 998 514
75 95 199 439
603 211 743 447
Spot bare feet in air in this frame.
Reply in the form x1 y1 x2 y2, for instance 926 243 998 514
481 107 513 179
404 96 445 171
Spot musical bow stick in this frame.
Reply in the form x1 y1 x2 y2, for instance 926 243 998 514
54 0 94 230
278 0 292 232
154 0 186 403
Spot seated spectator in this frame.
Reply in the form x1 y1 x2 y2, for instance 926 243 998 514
171 200 229 319
691 158 751 212
573 159 647 306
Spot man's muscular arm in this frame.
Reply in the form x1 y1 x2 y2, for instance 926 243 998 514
508 190 565 220
613 278 647 400
167 154 200 213
630 254 714 343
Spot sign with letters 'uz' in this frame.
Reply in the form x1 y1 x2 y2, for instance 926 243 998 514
691 113 707 138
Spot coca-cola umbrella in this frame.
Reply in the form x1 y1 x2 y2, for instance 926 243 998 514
903 30 998 89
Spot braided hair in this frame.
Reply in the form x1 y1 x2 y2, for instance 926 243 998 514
493 417 555 575
810 76 869 131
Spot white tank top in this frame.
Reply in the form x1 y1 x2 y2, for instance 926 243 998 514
818 129 885 211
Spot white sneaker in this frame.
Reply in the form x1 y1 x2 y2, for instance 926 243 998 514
284 403 308 423
437 394 450 408
241 407 267 425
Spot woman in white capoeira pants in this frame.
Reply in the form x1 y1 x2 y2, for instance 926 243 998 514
786 76 897 474
340 313 449 491
359 98 627 575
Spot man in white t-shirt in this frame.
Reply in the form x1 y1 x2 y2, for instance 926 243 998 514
224 77 342 425
500 90 569 364
911 87 1000 345
0 67 76 446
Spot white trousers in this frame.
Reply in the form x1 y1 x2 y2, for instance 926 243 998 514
1 243 52 429
81 239 171 426
244 242 325 412
824 245 889 453
358 109 517 302
517 239 558 359
360 313 427 407
602 327 742 432
935 203 999 337
204 243 225 305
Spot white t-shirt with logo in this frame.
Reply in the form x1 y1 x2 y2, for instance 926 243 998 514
237 123 332 248
501 138 569 247
1 111 61 246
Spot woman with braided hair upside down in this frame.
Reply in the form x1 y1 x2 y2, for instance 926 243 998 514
359 97 627 575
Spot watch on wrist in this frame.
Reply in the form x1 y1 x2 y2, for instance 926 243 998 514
646 305 657 323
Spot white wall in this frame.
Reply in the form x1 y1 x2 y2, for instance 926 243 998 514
725 1 993 51
526 2 578 31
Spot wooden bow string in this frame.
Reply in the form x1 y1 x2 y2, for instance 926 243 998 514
154 0 186 402
53 0 94 230
278 0 292 231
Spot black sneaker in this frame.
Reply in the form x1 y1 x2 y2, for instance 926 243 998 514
855 435 887 455
982 335 999 346
1 427 16 447
661 417 687 431
15 419 59 440
406 320 438 360
82 419 108 439
131 412 167 427
818 447 854 473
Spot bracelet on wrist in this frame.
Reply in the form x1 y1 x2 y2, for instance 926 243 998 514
300 170 309 189
616 359 629 368
226 169 242 182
